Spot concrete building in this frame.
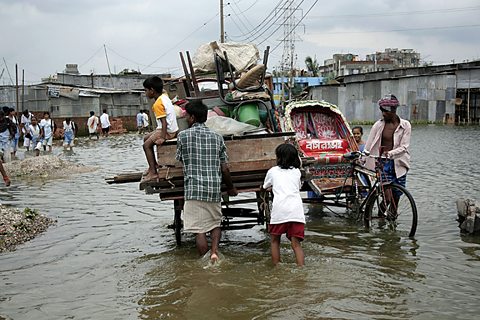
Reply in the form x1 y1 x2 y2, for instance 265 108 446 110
308 61 480 124
320 49 420 79
366 48 420 69
0 84 146 135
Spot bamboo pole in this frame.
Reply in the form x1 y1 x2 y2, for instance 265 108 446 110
21 69 25 111
15 64 19 112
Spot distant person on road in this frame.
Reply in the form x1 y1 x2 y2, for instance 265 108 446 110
87 111 99 140
63 117 76 151
136 109 144 134
20 109 33 151
0 109 14 163
142 76 179 182
175 99 237 262
142 109 150 132
261 143 305 267
28 117 41 157
100 109 111 137
7 108 20 158
39 111 55 152
364 94 411 188
352 126 365 152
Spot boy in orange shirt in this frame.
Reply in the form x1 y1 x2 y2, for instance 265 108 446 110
142 76 179 182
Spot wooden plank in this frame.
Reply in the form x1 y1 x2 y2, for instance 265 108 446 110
157 134 289 166
106 172 142 184
160 186 261 201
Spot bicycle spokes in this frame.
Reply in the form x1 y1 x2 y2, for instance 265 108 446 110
364 184 418 237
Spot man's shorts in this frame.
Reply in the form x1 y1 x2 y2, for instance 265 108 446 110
269 222 305 241
146 129 178 145
102 127 110 134
382 160 407 187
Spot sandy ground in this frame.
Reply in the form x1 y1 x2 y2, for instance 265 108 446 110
0 155 96 252
4 154 96 179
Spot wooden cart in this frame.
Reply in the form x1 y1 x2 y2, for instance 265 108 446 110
107 132 295 245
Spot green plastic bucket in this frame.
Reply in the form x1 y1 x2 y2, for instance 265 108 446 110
236 103 261 127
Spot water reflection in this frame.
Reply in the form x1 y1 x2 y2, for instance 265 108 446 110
305 209 423 319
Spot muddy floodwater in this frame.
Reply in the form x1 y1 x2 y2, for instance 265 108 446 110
1 125 480 320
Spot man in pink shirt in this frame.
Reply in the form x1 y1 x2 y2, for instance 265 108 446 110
364 94 411 187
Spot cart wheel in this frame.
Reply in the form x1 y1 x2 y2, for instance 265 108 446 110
257 190 272 226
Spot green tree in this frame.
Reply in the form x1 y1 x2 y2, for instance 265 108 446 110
305 56 320 77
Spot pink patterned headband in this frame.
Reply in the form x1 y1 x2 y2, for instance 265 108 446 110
378 95 399 111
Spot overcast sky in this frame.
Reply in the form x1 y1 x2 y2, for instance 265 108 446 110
1 0 479 84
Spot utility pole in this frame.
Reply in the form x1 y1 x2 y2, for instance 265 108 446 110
220 0 225 43
104 44 115 89
22 69 25 111
15 64 19 113
2 58 14 85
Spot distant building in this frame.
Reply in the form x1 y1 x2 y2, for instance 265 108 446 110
320 48 420 79
309 60 480 124
366 48 420 69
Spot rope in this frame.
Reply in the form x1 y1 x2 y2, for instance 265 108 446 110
164 167 175 188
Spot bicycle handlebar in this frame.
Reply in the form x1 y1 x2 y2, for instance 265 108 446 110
343 150 389 161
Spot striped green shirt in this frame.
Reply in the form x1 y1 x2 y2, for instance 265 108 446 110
175 123 228 202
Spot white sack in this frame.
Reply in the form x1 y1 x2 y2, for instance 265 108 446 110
192 41 260 73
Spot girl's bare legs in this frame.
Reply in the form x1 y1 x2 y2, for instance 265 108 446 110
291 237 304 266
270 234 281 266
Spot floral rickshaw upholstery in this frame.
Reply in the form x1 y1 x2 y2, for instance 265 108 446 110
284 100 359 193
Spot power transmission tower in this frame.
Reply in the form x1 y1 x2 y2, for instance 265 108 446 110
277 0 302 109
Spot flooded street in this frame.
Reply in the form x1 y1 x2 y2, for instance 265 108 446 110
1 125 480 319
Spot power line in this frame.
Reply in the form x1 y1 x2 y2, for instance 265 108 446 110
270 0 318 53
79 46 104 68
106 45 149 68
2 57 14 85
228 0 288 41
257 0 306 46
253 0 305 44
226 9 249 35
228 0 255 30
306 5 480 19
316 24 480 35
141 13 219 72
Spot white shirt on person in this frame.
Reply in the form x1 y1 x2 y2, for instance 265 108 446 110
21 113 33 130
39 118 53 139
142 113 149 128
100 113 110 129
87 115 99 133
28 124 40 140
263 166 305 224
